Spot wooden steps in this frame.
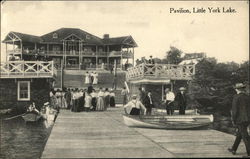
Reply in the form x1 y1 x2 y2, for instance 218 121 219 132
54 70 126 90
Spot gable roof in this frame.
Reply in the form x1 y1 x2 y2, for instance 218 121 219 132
40 28 103 45
2 28 137 47
2 31 42 43
103 35 138 47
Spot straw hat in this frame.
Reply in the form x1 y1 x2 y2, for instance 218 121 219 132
179 87 186 91
132 94 137 99
234 83 246 89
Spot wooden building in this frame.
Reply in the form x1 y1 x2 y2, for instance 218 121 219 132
2 28 137 70
126 63 195 108
0 61 56 112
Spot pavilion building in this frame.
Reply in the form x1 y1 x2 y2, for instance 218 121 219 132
2 28 137 70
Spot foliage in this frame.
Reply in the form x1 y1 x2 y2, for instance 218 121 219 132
165 46 183 64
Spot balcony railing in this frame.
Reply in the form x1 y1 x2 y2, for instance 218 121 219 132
126 63 195 81
7 49 22 55
10 49 131 57
0 61 56 78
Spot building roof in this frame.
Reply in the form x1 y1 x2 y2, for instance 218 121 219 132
40 28 103 45
2 28 137 47
2 31 42 43
103 36 138 47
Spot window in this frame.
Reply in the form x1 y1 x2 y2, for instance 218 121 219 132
86 35 90 39
53 33 58 39
17 81 30 101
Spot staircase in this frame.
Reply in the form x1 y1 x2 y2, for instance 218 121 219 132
54 70 126 104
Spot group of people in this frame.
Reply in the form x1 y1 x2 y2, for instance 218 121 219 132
49 86 116 113
123 86 187 116
85 72 98 85
135 55 155 66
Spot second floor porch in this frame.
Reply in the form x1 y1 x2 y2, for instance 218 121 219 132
6 49 133 58
126 63 195 82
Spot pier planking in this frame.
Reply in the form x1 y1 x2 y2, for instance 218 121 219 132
42 106 246 158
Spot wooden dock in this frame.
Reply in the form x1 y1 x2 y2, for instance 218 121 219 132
42 105 246 158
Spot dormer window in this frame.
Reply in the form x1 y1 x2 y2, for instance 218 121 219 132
86 35 90 39
53 33 58 39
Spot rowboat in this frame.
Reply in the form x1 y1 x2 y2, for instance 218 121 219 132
123 114 214 129
22 113 43 122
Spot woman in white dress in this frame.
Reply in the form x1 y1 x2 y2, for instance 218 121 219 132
85 71 90 84
84 91 92 112
93 72 98 85
96 88 105 111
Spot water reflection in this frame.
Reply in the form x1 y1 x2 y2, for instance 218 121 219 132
0 117 53 159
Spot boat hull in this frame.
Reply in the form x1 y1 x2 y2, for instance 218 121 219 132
22 113 42 122
123 114 213 129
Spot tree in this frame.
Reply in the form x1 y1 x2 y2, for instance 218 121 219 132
165 46 183 64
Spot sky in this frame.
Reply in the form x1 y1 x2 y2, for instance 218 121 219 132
1 1 249 63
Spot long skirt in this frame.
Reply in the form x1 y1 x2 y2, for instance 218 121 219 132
110 96 115 107
122 95 127 105
66 98 71 109
104 96 110 110
91 97 97 111
71 99 78 112
130 108 140 115
57 97 67 108
96 97 104 111
62 97 68 109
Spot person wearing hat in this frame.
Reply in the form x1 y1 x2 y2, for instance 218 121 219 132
148 55 155 65
124 94 147 115
165 88 175 115
228 83 250 156
175 87 187 115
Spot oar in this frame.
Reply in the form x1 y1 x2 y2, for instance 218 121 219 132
3 113 27 120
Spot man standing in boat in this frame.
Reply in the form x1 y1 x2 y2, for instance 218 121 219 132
124 94 147 115
165 88 175 115
175 87 187 115
228 83 250 157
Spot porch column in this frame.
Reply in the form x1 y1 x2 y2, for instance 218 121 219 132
96 45 98 70
5 43 7 61
120 54 122 70
107 45 109 65
170 81 174 92
132 47 134 66
63 41 65 69
96 55 98 70
79 41 81 70
65 42 67 67
20 41 23 60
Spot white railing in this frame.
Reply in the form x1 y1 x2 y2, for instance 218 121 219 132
7 49 22 55
126 63 195 81
0 61 56 78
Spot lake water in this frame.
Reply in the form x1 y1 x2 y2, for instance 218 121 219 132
0 117 54 159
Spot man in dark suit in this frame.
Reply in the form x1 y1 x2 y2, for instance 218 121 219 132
144 91 154 115
175 87 187 115
228 83 250 156
138 87 147 105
